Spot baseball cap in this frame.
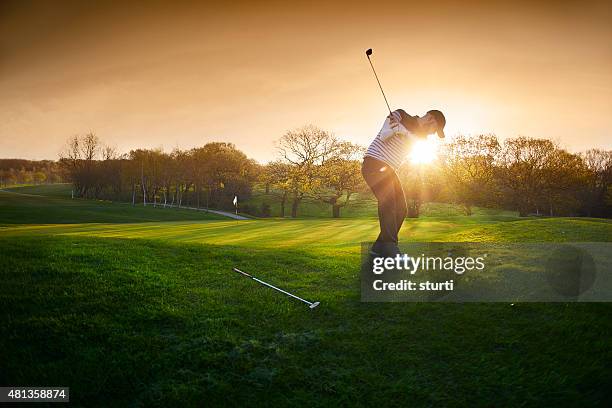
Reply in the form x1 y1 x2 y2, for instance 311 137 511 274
426 109 446 138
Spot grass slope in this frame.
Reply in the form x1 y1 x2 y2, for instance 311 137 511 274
4 183 74 197
1 185 611 407
0 186 224 224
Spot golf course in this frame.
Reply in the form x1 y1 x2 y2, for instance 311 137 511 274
1 185 611 406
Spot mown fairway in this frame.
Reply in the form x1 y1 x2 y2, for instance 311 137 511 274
1 186 611 407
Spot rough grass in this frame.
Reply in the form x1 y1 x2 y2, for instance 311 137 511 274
1 185 611 407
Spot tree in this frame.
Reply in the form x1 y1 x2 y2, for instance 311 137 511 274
441 134 500 215
262 161 292 217
580 149 612 217
496 137 588 216
540 149 588 216
497 137 557 216
315 142 365 218
32 171 47 184
128 149 157 205
277 125 342 217
190 143 257 210
59 132 101 198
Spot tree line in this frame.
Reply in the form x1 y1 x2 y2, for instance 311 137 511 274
56 129 612 219
59 133 259 210
258 128 611 218
0 159 63 186
429 135 611 217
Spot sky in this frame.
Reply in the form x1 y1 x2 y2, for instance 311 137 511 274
1 0 610 162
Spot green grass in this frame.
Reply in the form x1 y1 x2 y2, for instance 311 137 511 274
0 187 224 224
3 183 74 197
243 186 519 218
1 185 611 406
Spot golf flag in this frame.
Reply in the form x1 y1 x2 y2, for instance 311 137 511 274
233 195 237 206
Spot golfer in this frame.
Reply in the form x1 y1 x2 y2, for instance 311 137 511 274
362 109 446 257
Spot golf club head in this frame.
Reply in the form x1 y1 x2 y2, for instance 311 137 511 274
309 301 320 309
366 48 372 57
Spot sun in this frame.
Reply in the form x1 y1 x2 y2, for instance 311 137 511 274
409 138 438 165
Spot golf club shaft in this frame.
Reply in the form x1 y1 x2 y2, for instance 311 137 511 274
233 268 314 306
366 56 392 116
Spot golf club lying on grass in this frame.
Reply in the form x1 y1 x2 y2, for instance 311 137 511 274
232 267 320 309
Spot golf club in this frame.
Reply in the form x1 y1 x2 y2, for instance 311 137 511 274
232 267 320 309
365 48 392 116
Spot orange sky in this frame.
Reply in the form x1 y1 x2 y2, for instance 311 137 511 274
1 0 610 162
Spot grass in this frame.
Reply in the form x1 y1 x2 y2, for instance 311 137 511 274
1 185 611 407
3 183 74 197
243 185 520 218
0 187 224 224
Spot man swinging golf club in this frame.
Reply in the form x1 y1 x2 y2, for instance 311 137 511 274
363 48 446 257
362 109 446 257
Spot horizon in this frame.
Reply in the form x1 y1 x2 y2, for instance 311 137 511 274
1 0 611 162
0 131 608 165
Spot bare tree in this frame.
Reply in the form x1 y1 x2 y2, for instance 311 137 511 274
59 133 100 198
81 133 100 161
102 145 118 161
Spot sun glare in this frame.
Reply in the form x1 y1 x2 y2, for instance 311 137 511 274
409 138 438 165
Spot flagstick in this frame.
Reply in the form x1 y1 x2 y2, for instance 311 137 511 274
233 195 238 226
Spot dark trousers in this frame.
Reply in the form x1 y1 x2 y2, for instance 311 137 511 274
361 156 407 246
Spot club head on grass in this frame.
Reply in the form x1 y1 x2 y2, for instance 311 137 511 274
309 301 320 309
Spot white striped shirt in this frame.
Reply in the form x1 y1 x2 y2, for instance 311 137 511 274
365 110 416 170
